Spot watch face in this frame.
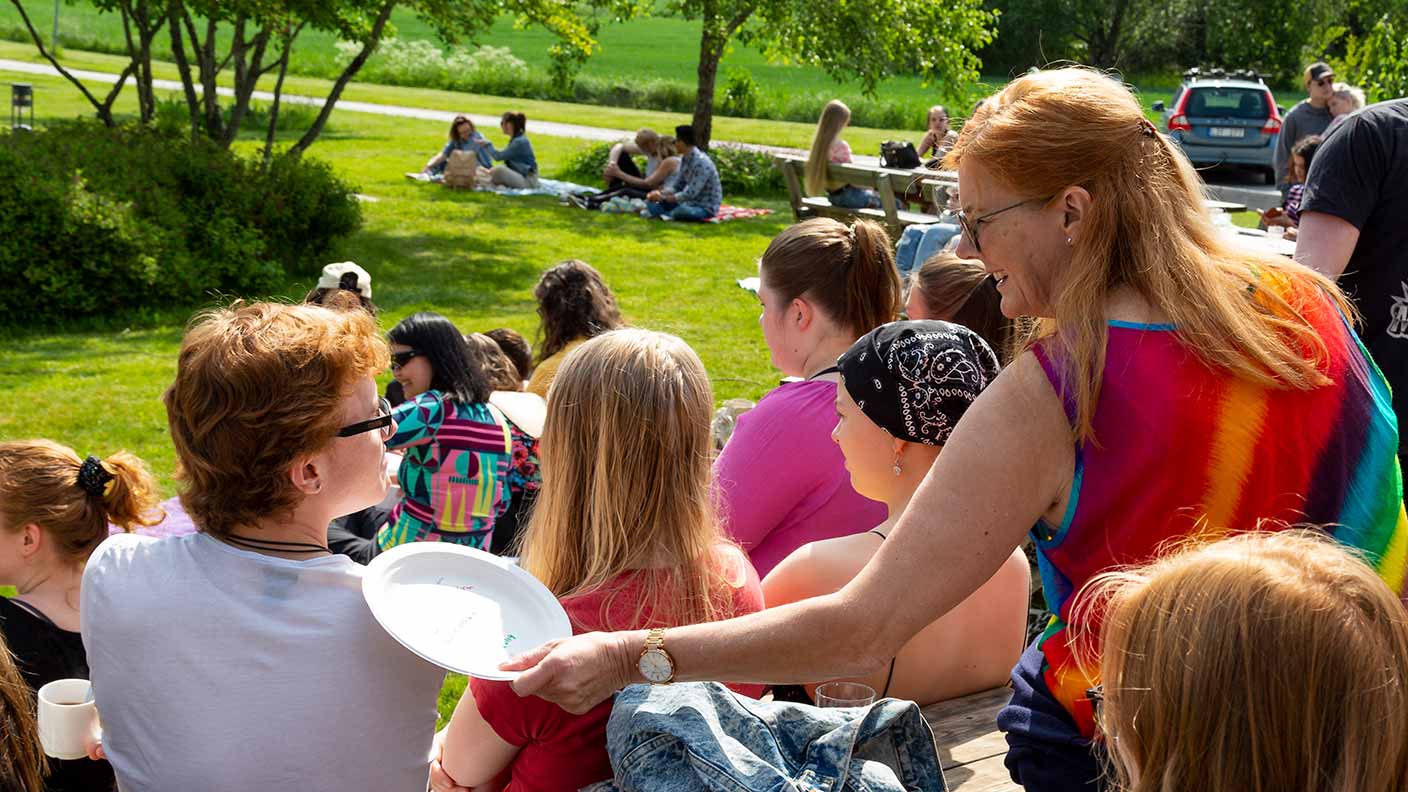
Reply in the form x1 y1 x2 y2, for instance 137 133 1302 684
638 648 674 683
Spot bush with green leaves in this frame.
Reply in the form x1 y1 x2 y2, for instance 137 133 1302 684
0 121 362 323
557 140 783 197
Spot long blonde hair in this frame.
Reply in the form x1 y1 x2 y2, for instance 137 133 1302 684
0 632 46 792
1079 530 1408 792
805 100 852 195
518 329 734 628
946 68 1349 442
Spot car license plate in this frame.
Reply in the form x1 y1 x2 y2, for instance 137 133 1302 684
1209 127 1245 138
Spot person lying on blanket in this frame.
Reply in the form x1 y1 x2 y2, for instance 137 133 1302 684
644 125 721 222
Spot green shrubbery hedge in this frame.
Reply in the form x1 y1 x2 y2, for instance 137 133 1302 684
0 121 362 323
557 140 785 198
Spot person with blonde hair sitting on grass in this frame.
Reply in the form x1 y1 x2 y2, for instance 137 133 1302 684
430 329 765 792
1083 529 1408 792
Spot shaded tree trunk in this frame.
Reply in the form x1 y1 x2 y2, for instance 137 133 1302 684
690 2 753 150
286 0 395 158
262 22 303 169
118 0 165 123
166 0 202 142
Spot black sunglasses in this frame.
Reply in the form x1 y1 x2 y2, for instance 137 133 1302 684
390 350 420 371
337 397 394 439
956 195 1054 254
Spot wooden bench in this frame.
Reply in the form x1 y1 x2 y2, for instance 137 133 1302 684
923 686 1020 791
775 155 941 236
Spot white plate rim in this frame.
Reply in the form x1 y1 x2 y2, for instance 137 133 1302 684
362 542 571 680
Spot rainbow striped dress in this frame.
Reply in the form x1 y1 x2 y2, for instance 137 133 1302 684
1027 274 1408 739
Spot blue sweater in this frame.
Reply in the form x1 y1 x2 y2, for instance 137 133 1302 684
481 134 538 176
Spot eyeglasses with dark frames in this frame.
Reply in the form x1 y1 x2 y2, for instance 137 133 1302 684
956 195 1055 254
337 397 394 439
389 350 420 372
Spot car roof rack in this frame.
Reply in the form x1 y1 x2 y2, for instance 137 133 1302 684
1182 66 1266 84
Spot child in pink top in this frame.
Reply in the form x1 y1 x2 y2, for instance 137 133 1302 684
714 379 885 576
714 216 900 576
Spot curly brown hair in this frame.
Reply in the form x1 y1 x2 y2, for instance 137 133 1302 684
533 260 624 364
164 302 389 537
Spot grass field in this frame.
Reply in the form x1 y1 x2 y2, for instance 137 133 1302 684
0 1 1182 124
0 66 792 499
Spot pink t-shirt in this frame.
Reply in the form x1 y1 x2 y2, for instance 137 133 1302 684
713 380 886 576
471 545 765 792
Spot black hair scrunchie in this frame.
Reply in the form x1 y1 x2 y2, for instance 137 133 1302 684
77 455 114 498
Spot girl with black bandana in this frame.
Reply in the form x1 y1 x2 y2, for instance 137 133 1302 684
762 321 1030 706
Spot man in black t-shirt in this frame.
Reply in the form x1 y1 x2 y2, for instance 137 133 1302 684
1297 99 1408 480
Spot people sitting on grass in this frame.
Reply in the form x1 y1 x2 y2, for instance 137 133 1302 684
82 302 446 792
464 332 544 557
478 111 539 189
805 99 880 210
486 326 533 388
1261 134 1322 239
645 125 721 222
380 312 512 552
916 104 959 161
0 440 161 792
1326 82 1366 133
572 129 682 211
429 329 764 792
421 115 492 179
763 321 1030 707
526 260 624 398
905 251 1013 363
491 68 1408 792
1087 530 1408 792
713 218 899 576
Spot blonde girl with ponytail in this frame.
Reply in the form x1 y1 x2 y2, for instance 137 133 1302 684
0 440 160 792
804 100 881 210
713 217 901 576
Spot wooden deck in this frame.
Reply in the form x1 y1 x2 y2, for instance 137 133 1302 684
923 686 1020 791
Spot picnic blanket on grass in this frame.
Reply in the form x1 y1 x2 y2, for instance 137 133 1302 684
708 205 773 223
405 171 595 198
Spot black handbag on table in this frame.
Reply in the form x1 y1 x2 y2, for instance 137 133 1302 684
880 140 921 169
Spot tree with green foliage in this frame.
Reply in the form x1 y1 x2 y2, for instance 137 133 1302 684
620 0 997 149
8 0 596 163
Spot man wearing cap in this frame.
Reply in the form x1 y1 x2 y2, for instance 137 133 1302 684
645 125 721 222
1275 61 1336 199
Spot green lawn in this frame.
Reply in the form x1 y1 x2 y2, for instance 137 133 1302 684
0 67 790 501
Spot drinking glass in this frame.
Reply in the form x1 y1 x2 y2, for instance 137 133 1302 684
814 681 876 708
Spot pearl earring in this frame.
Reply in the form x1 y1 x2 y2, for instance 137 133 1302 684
1066 237 1073 246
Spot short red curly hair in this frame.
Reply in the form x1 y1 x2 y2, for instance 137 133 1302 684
164 302 389 536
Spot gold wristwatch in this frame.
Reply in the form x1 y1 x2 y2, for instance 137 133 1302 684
637 628 676 684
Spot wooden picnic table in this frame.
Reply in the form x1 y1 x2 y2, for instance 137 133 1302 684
923 686 1020 791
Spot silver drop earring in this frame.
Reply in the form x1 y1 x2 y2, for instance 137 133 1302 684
892 456 903 476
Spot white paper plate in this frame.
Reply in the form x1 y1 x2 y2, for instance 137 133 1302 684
362 543 571 680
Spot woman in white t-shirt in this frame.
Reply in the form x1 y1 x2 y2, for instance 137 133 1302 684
81 302 446 792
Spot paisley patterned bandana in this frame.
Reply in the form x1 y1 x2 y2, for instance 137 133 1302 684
837 320 1000 445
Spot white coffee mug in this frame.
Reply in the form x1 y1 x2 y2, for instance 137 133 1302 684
37 679 101 760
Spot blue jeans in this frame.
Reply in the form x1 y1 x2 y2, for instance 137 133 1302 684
895 223 962 276
828 185 882 209
590 682 948 792
645 201 715 222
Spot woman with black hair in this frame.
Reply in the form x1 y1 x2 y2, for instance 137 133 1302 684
379 312 513 551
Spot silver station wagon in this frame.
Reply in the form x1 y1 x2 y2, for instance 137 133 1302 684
1153 69 1283 183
